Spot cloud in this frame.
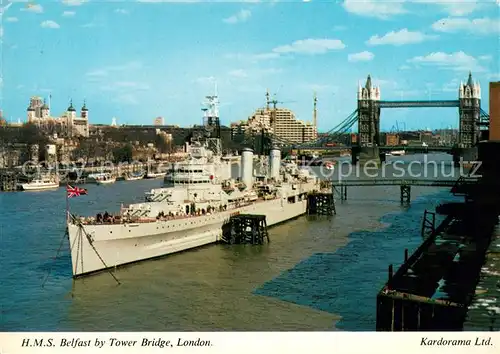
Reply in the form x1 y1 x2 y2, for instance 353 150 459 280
62 0 87 6
194 76 217 84
252 52 281 60
442 78 460 92
101 82 150 91
348 51 374 62
302 83 338 93
272 38 346 55
0 27 3 38
228 69 248 78
333 25 347 31
81 22 102 28
115 9 129 14
399 65 411 70
408 51 486 72
86 61 142 78
136 0 202 2
487 72 500 81
20 4 43 13
343 0 484 19
6 17 18 22
366 29 437 46
408 0 482 16
114 94 138 105
342 0 407 19
62 11 76 17
41 20 60 29
86 69 108 77
229 38 346 63
431 17 500 35
479 55 492 61
223 9 251 24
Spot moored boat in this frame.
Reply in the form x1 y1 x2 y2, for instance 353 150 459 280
95 173 116 185
20 175 60 191
124 172 144 181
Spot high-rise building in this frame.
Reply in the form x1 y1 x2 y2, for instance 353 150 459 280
489 82 500 141
231 107 317 144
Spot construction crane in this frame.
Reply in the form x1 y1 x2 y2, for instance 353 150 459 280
265 90 296 136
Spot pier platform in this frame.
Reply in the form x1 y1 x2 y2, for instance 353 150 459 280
376 141 500 331
221 214 270 245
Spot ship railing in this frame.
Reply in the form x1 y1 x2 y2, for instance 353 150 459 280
77 196 282 226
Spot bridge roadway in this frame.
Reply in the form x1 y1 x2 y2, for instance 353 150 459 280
292 145 453 153
332 178 463 187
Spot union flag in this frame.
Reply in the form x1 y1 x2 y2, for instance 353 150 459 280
67 185 88 198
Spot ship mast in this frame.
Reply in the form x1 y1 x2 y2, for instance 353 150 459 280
313 91 317 136
201 83 222 156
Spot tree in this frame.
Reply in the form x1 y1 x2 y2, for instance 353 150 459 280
112 143 133 163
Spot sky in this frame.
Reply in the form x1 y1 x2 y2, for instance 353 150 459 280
1 0 499 132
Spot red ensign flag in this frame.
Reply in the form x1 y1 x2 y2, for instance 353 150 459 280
67 185 88 198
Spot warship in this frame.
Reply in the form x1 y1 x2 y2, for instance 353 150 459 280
67 93 321 277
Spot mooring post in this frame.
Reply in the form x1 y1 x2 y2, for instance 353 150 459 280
388 264 393 283
404 248 408 262
400 184 411 204
342 184 347 200
421 210 427 236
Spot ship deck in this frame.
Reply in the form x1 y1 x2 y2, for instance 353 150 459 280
73 196 283 226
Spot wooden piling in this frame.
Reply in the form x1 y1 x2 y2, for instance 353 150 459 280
400 184 411 204
307 192 336 216
221 214 269 245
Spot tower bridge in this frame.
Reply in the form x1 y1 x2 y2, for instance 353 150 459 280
271 72 490 165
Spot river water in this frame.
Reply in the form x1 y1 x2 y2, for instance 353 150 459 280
0 154 494 331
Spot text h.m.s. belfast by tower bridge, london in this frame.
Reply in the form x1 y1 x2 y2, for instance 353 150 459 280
270 72 490 161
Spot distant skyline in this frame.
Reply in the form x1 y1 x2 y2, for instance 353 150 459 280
1 0 499 132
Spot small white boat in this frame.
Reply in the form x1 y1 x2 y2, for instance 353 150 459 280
125 173 144 181
20 176 59 191
387 150 406 156
145 171 166 179
95 173 116 185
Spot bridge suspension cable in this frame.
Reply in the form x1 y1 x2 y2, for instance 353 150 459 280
267 109 359 148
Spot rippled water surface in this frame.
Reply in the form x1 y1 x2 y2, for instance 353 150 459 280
3 154 487 331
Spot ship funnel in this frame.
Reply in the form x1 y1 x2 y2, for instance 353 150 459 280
240 147 254 190
269 145 281 181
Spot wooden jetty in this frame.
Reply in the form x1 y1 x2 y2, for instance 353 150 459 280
307 192 336 216
376 141 500 331
221 214 270 245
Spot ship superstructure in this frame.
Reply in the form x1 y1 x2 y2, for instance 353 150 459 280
67 93 320 277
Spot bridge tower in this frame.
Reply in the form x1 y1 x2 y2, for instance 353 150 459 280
353 75 381 165
458 72 481 148
357 75 381 146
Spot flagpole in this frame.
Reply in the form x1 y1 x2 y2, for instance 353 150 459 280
66 183 70 224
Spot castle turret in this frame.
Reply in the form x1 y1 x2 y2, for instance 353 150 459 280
27 105 35 122
41 99 50 119
81 100 88 119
